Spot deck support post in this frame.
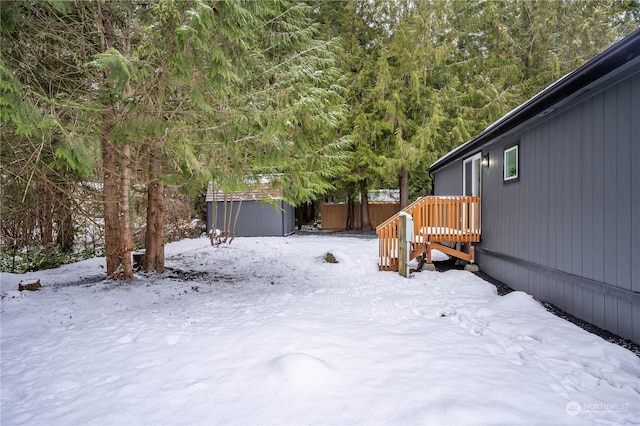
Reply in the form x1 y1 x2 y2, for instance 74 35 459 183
423 244 436 271
398 214 408 277
423 242 436 271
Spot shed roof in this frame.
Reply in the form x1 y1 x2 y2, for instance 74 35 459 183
429 28 640 173
206 180 284 202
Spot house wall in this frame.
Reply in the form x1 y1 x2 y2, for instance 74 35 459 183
214 200 294 237
433 68 640 344
432 161 463 196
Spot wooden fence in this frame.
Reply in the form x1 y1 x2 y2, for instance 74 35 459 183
320 202 400 230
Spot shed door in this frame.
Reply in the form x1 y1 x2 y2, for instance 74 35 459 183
463 153 481 196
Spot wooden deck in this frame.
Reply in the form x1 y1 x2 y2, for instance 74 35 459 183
376 196 481 271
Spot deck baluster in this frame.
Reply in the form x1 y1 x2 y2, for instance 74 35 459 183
376 196 481 271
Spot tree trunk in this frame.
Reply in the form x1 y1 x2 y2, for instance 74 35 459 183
54 196 74 253
399 165 409 209
144 147 165 273
221 196 229 242
41 182 53 247
119 143 134 280
210 183 218 245
99 1 122 278
360 186 371 230
102 110 121 277
229 198 243 244
55 210 74 253
346 192 354 230
296 204 302 230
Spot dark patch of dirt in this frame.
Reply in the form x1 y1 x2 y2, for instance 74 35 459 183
432 257 464 271
474 269 515 297
163 267 238 284
164 267 210 282
51 276 107 290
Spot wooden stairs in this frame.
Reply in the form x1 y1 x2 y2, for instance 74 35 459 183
376 196 481 271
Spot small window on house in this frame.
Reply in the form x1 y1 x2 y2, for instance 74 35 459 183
503 144 519 182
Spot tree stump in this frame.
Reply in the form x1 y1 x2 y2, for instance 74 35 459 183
133 251 146 271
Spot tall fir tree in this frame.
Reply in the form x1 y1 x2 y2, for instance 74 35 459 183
326 0 638 218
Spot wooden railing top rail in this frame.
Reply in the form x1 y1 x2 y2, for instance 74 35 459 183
375 196 425 233
376 196 480 234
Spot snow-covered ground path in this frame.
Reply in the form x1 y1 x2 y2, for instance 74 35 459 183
1 235 639 425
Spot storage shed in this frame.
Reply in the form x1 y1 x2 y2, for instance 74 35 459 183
428 29 640 344
206 182 295 238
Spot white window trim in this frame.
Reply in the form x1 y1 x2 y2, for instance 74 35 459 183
463 152 482 196
503 145 519 182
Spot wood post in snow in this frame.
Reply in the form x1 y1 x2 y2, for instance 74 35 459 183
398 214 408 278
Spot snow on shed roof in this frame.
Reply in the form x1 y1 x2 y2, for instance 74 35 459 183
207 180 284 202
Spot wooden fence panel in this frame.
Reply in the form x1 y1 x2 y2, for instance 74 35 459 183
320 202 400 230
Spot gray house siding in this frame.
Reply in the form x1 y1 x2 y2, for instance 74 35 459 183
432 161 463 196
432 63 640 343
214 200 294 237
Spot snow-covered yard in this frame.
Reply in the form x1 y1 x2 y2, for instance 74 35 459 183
1 235 639 425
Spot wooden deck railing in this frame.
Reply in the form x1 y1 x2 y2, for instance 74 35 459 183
376 196 481 271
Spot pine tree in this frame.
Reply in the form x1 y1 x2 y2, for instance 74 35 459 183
188 1 350 221
327 0 639 213
1 1 103 257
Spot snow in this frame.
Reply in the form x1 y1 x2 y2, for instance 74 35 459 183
1 235 639 425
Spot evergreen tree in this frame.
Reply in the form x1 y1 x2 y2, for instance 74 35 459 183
328 0 638 215
3 0 636 273
1 1 104 257
190 1 350 211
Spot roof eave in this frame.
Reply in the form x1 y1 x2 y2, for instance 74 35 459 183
429 28 640 173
